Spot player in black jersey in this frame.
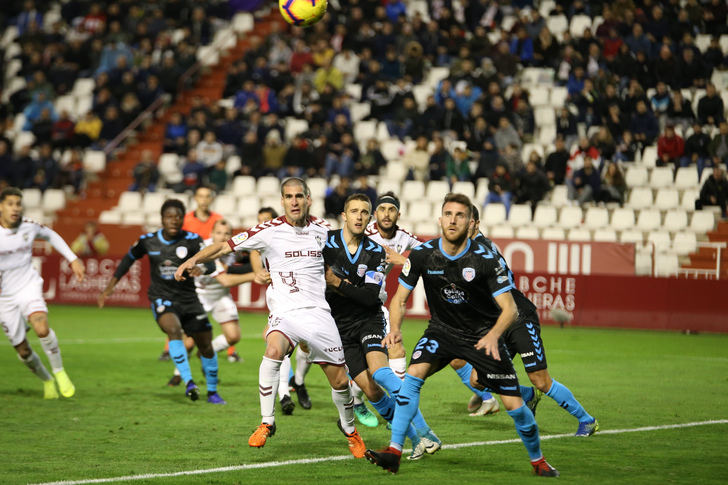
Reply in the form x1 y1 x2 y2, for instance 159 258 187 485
365 193 558 477
467 206 598 437
98 199 225 404
322 194 440 460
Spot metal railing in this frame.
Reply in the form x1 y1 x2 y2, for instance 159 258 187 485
678 241 726 280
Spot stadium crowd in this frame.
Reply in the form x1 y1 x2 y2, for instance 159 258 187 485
1 0 728 217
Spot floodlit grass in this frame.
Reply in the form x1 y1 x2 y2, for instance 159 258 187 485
1 305 726 484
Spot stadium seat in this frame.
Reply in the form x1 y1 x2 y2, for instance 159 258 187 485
636 209 662 231
535 107 556 126
483 204 507 226
83 151 106 173
649 167 674 188
158 153 182 184
344 84 362 100
212 194 236 215
541 227 565 240
696 34 711 52
584 207 609 229
654 252 679 277
41 189 65 212
118 191 142 212
569 14 592 37
307 178 327 199
539 0 556 16
236 195 260 218
507 204 532 226
22 188 42 209
529 86 550 107
196 45 219 67
521 143 544 161
13 130 34 152
610 208 635 230
425 67 449 90
689 210 716 233
640 146 658 167
680 189 699 211
257 177 280 196
647 231 672 252
142 192 167 214
377 179 400 196
426 180 450 202
350 102 370 122
353 120 377 144
54 95 76 116
381 139 405 161
567 228 591 241
384 162 407 182
654 188 679 210
674 167 699 189
408 201 433 221
673 232 697 255
474 178 489 204
516 227 540 240
663 210 688 232
146 213 162 227
593 229 618 242
550 185 569 206
546 15 568 39
549 87 568 108
627 187 653 209
99 210 122 225
532 205 558 228
413 221 438 236
232 12 254 33
72 78 95 97
401 180 425 201
489 225 514 238
625 166 648 187
537 125 558 146
232 176 256 196
122 211 145 225
412 85 431 109
284 118 308 141
225 155 241 175
620 229 644 245
451 181 475 199
558 206 583 229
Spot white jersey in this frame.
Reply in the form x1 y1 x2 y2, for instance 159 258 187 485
365 221 422 275
0 218 77 297
227 215 330 315
195 238 236 301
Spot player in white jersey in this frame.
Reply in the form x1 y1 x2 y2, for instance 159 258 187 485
367 193 500 416
0 187 84 399
176 178 366 457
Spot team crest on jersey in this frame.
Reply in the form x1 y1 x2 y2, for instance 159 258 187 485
22 233 29 241
440 283 468 304
402 259 411 276
176 246 188 259
462 267 476 282
315 235 323 247
232 232 248 245
497 275 508 283
156 305 166 313
357 264 367 277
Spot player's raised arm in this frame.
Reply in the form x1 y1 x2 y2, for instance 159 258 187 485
175 241 230 281
98 238 148 308
37 225 85 281
474 291 519 360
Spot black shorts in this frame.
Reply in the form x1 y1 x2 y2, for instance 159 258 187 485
409 324 521 396
338 316 388 379
150 296 211 335
503 311 547 372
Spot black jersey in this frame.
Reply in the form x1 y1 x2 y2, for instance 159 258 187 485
322 229 387 331
398 237 533 337
114 229 208 301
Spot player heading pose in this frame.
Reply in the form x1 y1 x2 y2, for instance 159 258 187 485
175 178 366 457
365 193 559 477
469 206 598 437
0 187 82 399
99 199 225 404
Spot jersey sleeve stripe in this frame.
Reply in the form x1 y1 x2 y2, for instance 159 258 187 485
492 284 514 298
226 239 236 251
398 278 414 290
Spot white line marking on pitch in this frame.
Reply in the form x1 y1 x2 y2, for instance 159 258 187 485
31 419 728 485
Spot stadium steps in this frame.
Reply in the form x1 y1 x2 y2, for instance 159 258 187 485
681 221 728 278
51 13 286 232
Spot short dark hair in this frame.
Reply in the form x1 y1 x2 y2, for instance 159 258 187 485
441 193 473 218
160 198 185 216
280 177 310 197
471 204 480 221
375 191 400 211
344 193 372 212
258 207 279 218
0 187 22 203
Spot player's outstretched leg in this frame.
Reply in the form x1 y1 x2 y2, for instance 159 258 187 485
250 356 282 447
351 379 378 427
503 397 559 477
278 356 295 415
35 325 75 398
452 360 499 416
290 346 312 409
544 379 597 436
18 347 57 399
331 386 366 458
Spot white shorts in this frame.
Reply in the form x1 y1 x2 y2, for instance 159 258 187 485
383 305 391 334
199 293 239 324
266 307 345 366
0 281 48 346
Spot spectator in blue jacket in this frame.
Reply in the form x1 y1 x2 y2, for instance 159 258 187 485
568 156 601 205
630 100 660 145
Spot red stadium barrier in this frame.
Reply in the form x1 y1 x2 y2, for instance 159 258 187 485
37 250 727 333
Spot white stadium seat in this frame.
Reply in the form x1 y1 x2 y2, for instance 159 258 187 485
118 191 142 212
674 167 699 189
625 166 648 187
620 230 644 245
550 185 569 206
649 167 674 188
541 227 565 240
408 201 433 222
425 180 450 202
567 228 591 241
377 179 400 196
654 188 680 210
384 162 407 182
237 195 260 218
681 189 699 211
569 14 592 37
647 231 672 252
401 180 426 201
640 145 658 167
636 209 662 231
22 188 42 209
414 221 439 236
122 211 145 225
42 189 65 212
663 210 688 232
232 175 256 196
489 225 514 238
516 227 540 240
99 210 122 225
627 187 653 209
610 208 635 230
307 178 328 199
142 192 167 214
507 204 532 227
483 204 507 226
532 205 558 228
558 206 583 229
593 229 618 242
689 211 716 233
451 181 475 199
584 207 608 229
673 232 697 255
654 252 679 277
257 176 280 196
211 194 236 215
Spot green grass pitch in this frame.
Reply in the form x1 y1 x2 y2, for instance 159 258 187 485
1 305 726 484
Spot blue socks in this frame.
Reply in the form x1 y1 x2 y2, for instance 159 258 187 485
200 354 219 392
507 404 542 461
521 385 535 403
546 379 593 423
372 366 403 395
390 373 424 449
168 339 192 384
454 362 494 401
370 388 421 444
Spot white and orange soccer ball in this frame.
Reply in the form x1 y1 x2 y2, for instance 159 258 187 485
279 0 327 27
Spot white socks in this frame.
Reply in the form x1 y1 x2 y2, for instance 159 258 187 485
350 379 364 405
389 357 407 380
211 334 230 353
294 347 311 386
332 386 355 434
19 350 52 381
39 329 63 373
278 356 291 399
259 356 282 424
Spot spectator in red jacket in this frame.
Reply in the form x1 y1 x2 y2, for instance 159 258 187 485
657 124 686 168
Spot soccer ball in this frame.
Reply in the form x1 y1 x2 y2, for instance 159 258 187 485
279 0 327 27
